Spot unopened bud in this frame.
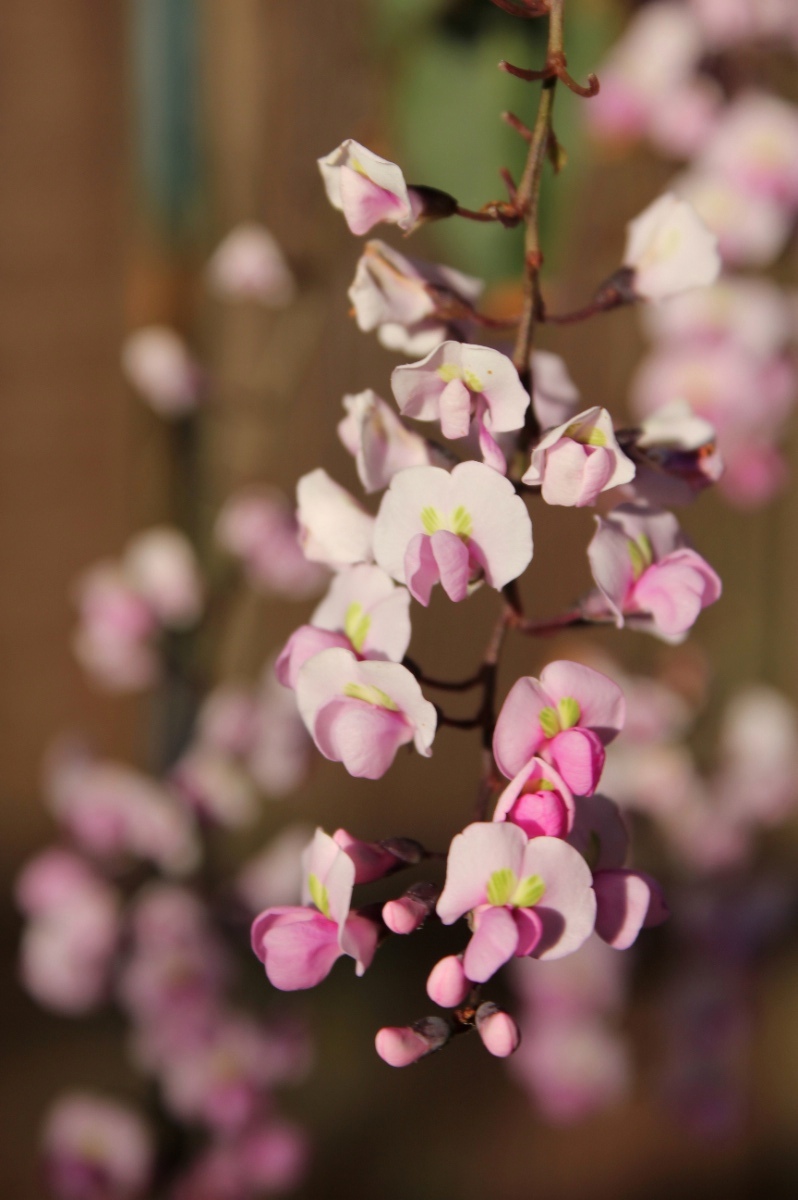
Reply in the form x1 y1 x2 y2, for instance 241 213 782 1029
333 829 401 884
382 882 438 935
426 955 470 1009
375 1017 450 1067
406 185 458 230
475 1002 521 1058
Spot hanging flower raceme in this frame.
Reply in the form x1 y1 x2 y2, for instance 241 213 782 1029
493 661 626 795
318 140 425 236
373 462 533 606
436 823 597 983
391 342 529 473
523 406 636 506
250 829 380 990
586 504 722 639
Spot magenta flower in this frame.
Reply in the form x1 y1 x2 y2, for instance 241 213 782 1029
436 823 596 981
276 564 411 690
42 1093 154 1200
391 341 529 472
586 504 722 639
523 406 635 506
318 139 421 236
493 660 625 795
373 462 533 606
251 828 379 991
295 648 436 779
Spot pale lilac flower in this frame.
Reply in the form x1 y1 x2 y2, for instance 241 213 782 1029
673 169 793 267
122 527 202 628
170 1122 309 1199
276 564 411 689
623 194 721 302
523 406 635 506
206 221 296 306
42 1092 154 1200
688 0 798 49
338 389 442 493
493 660 625 794
318 139 422 235
373 462 533 606
348 239 483 355
121 326 201 418
586 504 721 639
296 469 375 568
530 350 580 431
216 487 329 598
437 823 596 979
295 648 436 779
391 342 529 472
700 92 798 207
251 828 379 989
197 685 261 758
715 685 798 827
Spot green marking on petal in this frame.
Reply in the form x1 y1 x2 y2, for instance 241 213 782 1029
539 706 561 738
557 696 581 730
451 505 473 540
421 506 443 535
486 867 518 907
565 422 607 447
512 873 546 909
463 369 483 393
342 682 399 710
344 602 371 653
308 873 331 919
628 532 654 580
437 363 461 384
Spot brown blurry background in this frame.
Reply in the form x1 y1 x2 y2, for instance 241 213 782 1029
2 1 798 1197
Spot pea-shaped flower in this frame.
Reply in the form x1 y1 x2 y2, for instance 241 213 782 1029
523 407 635 507
436 823 596 982
318 140 422 236
623 193 720 302
373 462 533 606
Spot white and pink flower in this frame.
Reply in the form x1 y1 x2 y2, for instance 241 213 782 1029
318 140 421 236
523 406 635 506
623 193 721 302
338 389 442 494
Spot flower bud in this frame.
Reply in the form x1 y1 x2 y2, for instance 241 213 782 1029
375 1017 450 1067
382 882 438 935
475 1002 521 1058
426 955 470 1008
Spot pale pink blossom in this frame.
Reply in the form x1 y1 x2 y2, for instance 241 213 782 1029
215 487 328 598
295 648 436 779
170 1121 309 1199
318 139 422 235
493 757 576 840
586 504 721 639
247 667 313 797
251 828 379 990
348 238 483 355
206 221 296 306
493 661 625 794
643 277 793 360
122 527 202 628
170 747 258 828
338 389 442 493
373 462 533 605
530 350 580 430
42 1093 154 1200
700 92 798 207
688 0 798 49
623 193 720 302
715 685 798 828
391 342 529 472
646 77 722 160
623 400 723 508
295 469 375 568
673 169 793 267
523 406 635 506
375 1018 450 1067
332 828 416 883
121 326 201 418
72 563 159 691
437 823 596 979
197 685 261 758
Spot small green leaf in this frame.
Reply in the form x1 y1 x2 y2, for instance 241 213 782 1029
539 706 560 738
486 867 517 907
557 696 581 730
308 873 331 919
512 873 545 909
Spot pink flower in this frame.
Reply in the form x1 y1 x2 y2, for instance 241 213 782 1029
122 528 202 628
673 169 792 267
295 469 375 568
251 828 379 990
373 462 533 606
72 564 159 692
348 239 482 356
215 487 329 598
206 221 296 306
276 565 411 689
391 342 529 472
338 389 442 493
42 1092 154 1200
436 823 596 980
493 660 625 794
170 748 257 828
295 648 436 779
622 401 723 508
623 194 720 302
121 326 201 418
493 758 576 839
318 139 421 235
523 406 635 506
700 92 798 207
586 504 721 639
246 665 313 796
642 277 793 361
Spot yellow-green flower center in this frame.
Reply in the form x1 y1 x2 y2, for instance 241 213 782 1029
564 421 607 448
344 602 371 652
538 696 581 738
627 532 654 580
486 867 546 909
342 682 398 710
437 363 483 392
420 504 473 539
308 873 331 918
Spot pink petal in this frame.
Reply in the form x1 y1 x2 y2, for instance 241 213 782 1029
339 166 408 236
493 677 549 779
436 822 527 925
313 698 412 779
275 626 352 690
539 661 626 744
251 908 342 990
521 838 597 961
439 378 472 439
464 905 520 983
340 912 380 975
513 906 544 956
430 529 471 602
404 532 438 607
549 728 606 796
476 417 508 474
593 870 657 950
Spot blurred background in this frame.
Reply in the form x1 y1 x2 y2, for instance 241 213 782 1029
2 0 798 1196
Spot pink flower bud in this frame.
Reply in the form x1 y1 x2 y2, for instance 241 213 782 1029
375 1017 450 1067
382 881 437 934
426 955 470 1008
476 1003 521 1058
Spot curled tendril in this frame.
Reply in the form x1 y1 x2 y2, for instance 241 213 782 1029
499 52 600 98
